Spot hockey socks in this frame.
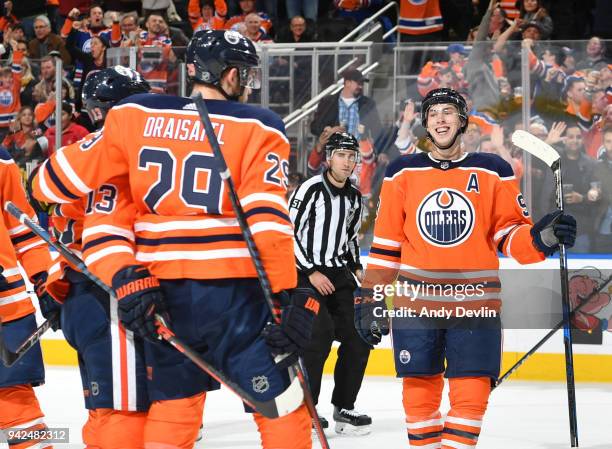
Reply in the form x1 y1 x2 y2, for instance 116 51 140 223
0 385 51 449
442 377 490 449
403 375 444 448
402 375 491 448
254 403 312 449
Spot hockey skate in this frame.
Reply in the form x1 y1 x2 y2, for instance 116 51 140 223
333 407 372 436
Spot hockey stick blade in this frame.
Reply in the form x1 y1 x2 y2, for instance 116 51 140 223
511 130 561 170
0 313 58 367
4 202 302 419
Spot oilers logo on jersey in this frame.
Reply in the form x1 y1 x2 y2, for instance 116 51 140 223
416 188 474 247
0 90 14 106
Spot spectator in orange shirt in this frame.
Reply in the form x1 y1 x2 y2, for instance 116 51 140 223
462 122 482 153
0 41 23 140
225 0 272 34
563 76 592 129
188 0 227 32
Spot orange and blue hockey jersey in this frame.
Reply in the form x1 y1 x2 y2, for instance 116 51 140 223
31 95 296 293
0 50 23 129
399 0 443 36
0 149 52 322
365 152 545 311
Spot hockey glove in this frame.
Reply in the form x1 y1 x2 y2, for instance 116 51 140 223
32 272 61 331
531 210 577 256
26 166 55 215
112 265 169 342
354 288 389 347
262 287 319 369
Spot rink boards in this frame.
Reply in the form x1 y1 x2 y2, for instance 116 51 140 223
38 256 612 382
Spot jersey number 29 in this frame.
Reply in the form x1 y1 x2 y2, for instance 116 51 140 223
138 147 224 214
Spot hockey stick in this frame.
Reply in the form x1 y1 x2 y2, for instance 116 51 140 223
511 130 579 446
4 201 303 419
0 264 60 367
194 95 330 448
0 312 59 367
495 273 612 388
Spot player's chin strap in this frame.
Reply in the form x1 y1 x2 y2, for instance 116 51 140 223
427 130 461 150
216 84 243 102
191 81 242 102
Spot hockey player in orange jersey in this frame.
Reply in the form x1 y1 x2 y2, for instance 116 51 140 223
354 88 577 448
0 149 56 449
27 66 167 449
30 30 316 449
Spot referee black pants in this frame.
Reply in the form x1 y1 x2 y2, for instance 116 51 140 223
300 267 371 411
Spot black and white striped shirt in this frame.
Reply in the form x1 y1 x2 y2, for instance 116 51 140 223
289 171 362 274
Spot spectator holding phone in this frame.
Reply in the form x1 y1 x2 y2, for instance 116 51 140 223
118 13 143 46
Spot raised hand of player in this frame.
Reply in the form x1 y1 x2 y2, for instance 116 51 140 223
112 265 169 342
354 288 389 347
531 210 577 256
262 287 319 369
32 272 62 331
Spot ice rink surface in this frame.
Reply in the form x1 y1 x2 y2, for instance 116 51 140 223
31 367 611 449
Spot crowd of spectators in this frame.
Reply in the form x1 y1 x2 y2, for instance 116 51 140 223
0 0 610 252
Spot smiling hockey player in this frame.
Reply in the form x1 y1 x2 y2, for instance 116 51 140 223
355 88 577 448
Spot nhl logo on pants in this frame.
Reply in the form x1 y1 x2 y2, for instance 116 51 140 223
252 375 270 393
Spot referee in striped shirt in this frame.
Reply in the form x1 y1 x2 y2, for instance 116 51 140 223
289 132 372 434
